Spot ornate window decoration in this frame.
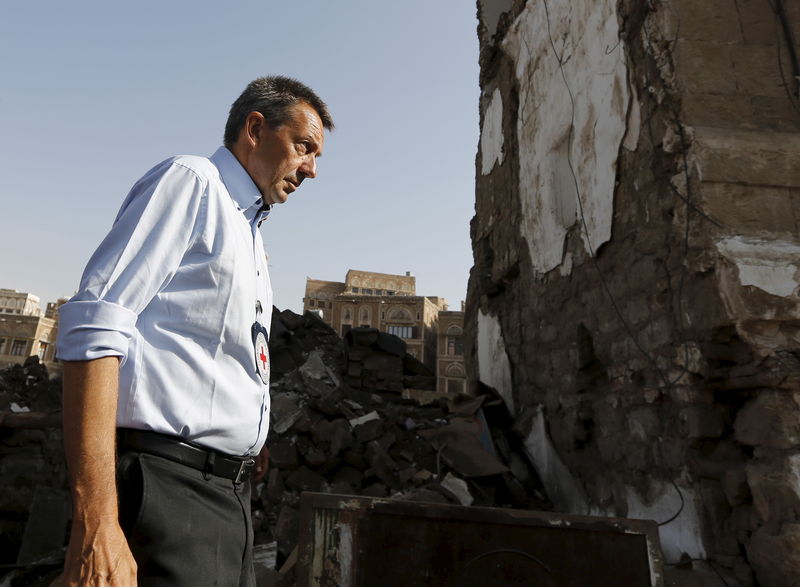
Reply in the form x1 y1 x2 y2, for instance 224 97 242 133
446 363 465 377
387 308 412 322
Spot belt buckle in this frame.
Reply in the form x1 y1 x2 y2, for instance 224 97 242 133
235 458 255 484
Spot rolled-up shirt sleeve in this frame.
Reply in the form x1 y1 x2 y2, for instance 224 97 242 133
56 159 206 362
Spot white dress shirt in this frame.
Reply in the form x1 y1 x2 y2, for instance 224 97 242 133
57 147 273 456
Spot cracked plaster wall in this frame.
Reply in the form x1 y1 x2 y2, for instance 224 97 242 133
468 0 800 585
498 0 635 274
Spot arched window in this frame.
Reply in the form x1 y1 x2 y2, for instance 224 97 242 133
447 325 463 336
447 331 464 356
446 363 465 378
388 308 412 322
360 306 370 325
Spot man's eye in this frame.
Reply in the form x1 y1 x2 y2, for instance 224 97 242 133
296 142 308 154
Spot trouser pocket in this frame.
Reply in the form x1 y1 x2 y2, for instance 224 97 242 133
117 450 145 538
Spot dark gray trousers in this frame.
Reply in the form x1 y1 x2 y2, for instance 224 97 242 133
117 450 255 587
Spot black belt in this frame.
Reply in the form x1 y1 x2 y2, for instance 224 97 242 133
117 428 255 484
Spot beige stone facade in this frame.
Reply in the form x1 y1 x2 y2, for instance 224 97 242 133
0 290 63 368
437 310 465 395
0 289 42 317
0 314 57 368
304 270 464 391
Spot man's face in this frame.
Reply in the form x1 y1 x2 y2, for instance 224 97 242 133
241 102 325 205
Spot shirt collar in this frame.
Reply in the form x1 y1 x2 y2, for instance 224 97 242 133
210 147 271 225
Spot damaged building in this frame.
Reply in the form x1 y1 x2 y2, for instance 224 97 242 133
469 0 800 585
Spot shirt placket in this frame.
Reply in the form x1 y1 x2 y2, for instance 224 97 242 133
246 204 270 454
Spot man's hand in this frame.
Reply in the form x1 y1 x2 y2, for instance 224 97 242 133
253 444 270 483
53 517 137 586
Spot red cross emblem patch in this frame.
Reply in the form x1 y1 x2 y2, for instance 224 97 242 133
254 331 270 385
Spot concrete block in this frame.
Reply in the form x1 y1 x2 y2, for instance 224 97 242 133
736 0 780 45
679 405 725 439
721 468 751 506
730 44 787 99
750 95 800 132
673 0 743 42
285 466 326 493
674 41 736 94
746 454 800 522
735 392 800 449
269 439 299 470
683 93 755 128
748 523 800 587
694 126 800 187
701 182 797 236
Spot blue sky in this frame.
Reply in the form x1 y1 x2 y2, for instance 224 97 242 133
1 2 479 314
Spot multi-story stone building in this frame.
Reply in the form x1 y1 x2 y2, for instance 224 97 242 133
0 289 60 367
304 270 464 391
0 289 42 316
437 309 466 395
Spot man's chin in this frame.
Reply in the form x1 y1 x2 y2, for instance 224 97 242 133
264 192 288 205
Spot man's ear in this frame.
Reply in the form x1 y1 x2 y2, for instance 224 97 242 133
243 112 265 147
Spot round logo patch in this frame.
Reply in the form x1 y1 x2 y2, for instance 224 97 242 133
254 331 270 385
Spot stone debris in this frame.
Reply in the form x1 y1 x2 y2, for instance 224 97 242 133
253 309 552 569
0 357 66 586
0 311 552 583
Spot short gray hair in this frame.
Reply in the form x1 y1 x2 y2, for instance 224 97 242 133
224 75 334 148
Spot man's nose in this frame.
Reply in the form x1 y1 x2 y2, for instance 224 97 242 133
299 154 317 179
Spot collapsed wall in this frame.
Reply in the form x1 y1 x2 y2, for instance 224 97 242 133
468 1 800 585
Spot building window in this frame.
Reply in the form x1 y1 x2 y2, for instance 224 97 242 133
38 342 48 359
388 308 412 322
387 291 395 296
352 287 359 293
416 311 421 320
0 338 5 353
363 288 373 295
308 300 316 307
387 325 412 339
447 379 465 394
446 363 465 378
447 336 464 356
344 309 352 321
342 324 352 336
11 339 27 356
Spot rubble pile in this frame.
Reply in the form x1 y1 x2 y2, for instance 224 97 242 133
0 311 553 584
0 358 67 586
256 310 552 565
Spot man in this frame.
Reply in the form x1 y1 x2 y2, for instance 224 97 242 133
54 76 333 586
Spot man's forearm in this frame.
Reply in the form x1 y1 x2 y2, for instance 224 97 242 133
57 356 137 586
62 357 122 519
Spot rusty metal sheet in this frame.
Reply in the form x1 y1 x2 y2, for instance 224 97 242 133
297 493 664 587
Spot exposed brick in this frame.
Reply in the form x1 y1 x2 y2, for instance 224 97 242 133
673 0 743 43
730 43 789 98
735 0 780 45
701 182 797 235
674 41 737 94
